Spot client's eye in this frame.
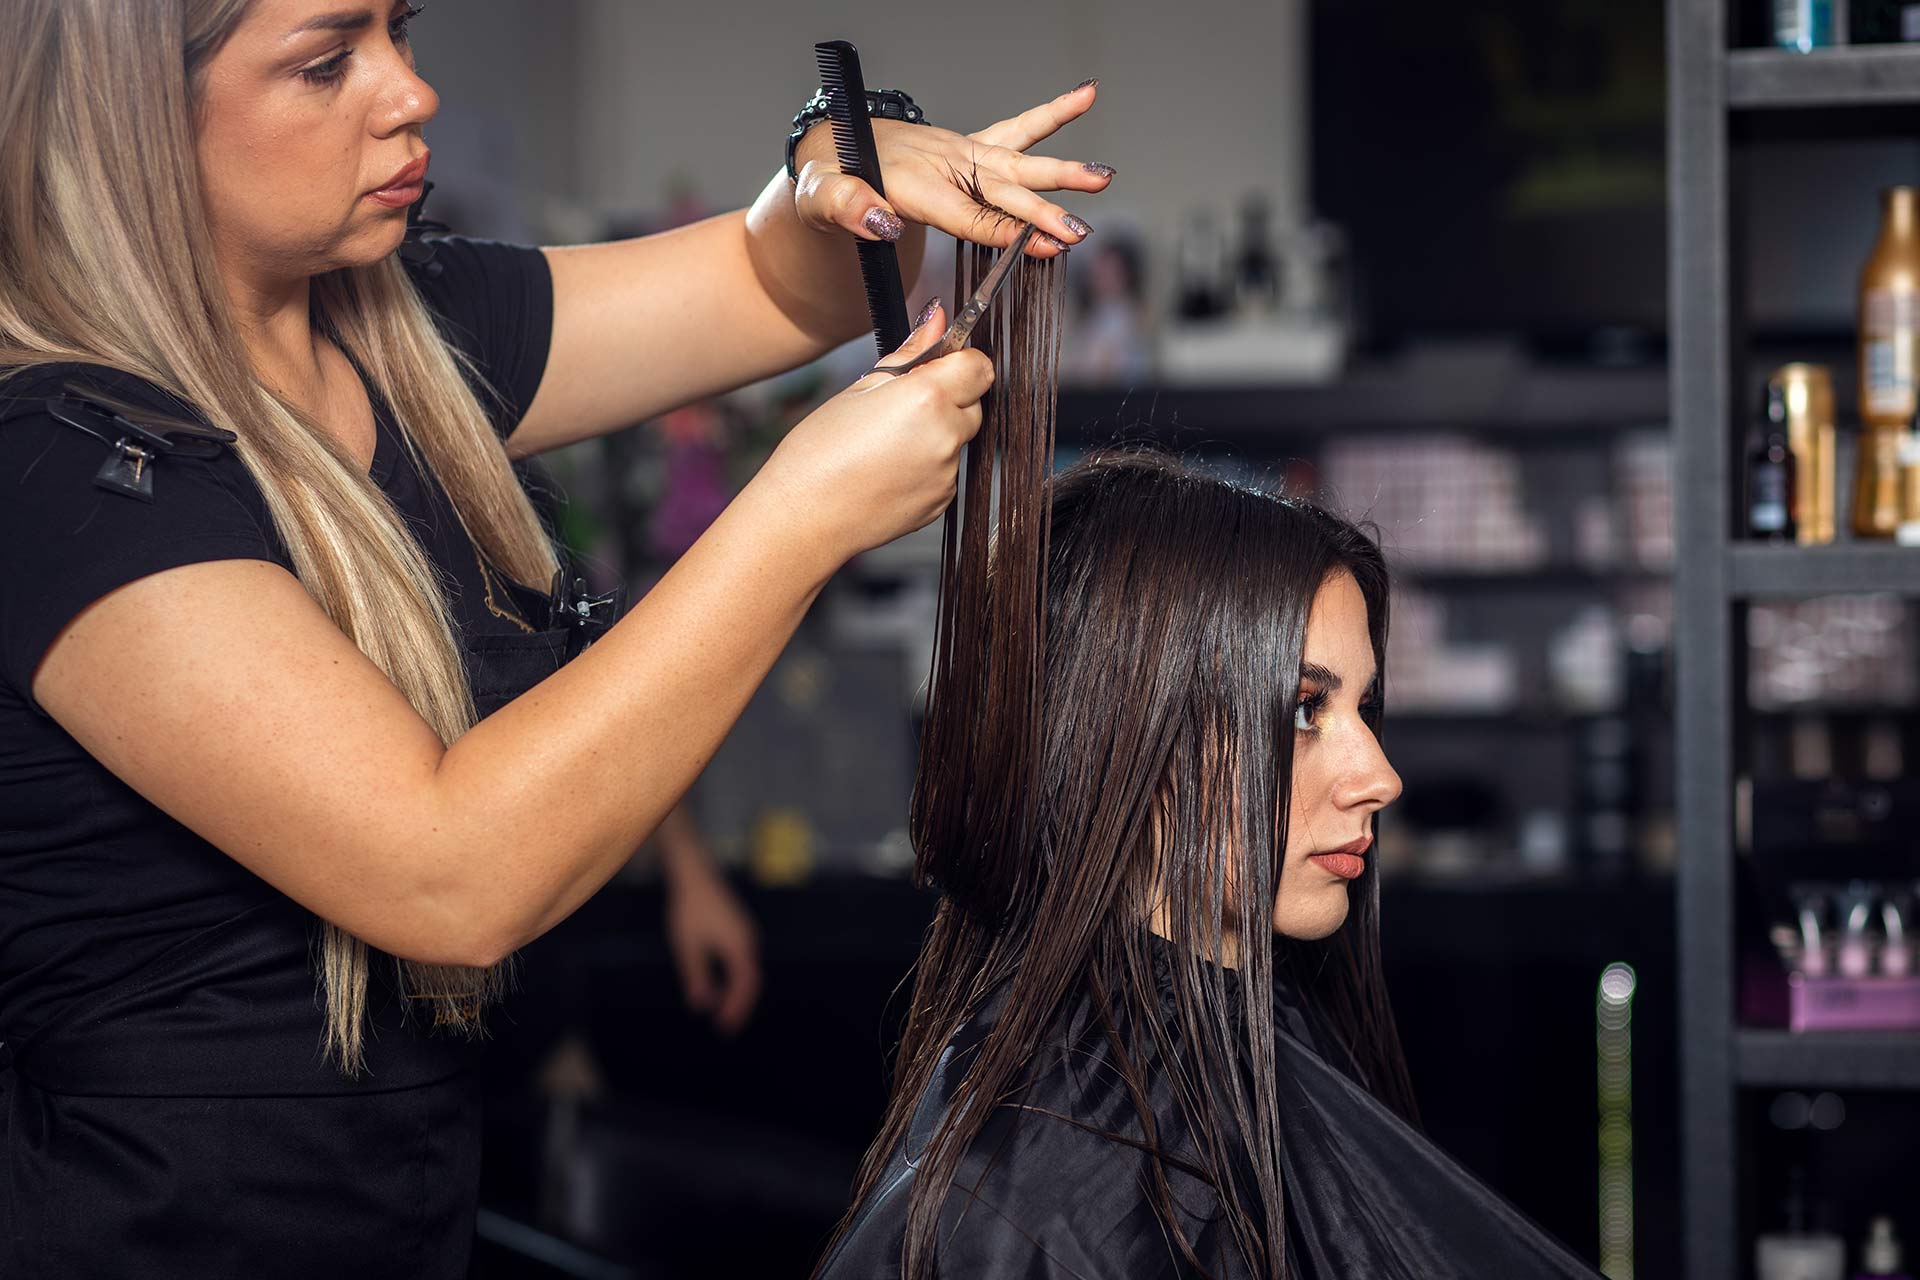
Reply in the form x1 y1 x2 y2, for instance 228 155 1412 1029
1294 689 1328 734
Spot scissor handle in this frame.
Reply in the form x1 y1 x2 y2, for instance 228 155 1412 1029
869 331 963 378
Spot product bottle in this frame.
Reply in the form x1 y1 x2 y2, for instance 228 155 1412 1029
1750 384 1799 541
1856 1215 1913 1280
1774 0 1842 50
1773 363 1837 543
1232 195 1281 318
1757 1166 1845 1280
1174 210 1230 322
1897 429 1920 545
1849 1 1920 43
1856 186 1920 537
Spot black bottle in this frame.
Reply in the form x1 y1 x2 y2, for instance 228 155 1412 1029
1175 211 1229 321
1233 195 1281 317
1748 383 1798 541
1849 0 1920 44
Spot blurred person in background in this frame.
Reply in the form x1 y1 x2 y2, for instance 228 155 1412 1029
0 0 1116 1274
652 802 760 1034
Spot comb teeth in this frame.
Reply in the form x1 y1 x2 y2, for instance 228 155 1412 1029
814 39 853 82
815 41 873 190
814 38 910 353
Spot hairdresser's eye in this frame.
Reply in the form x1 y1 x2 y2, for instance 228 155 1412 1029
1294 689 1327 734
391 3 424 48
298 50 350 87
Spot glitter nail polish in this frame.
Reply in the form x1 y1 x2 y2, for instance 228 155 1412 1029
1062 214 1093 238
1082 162 1117 180
916 296 942 328
863 207 905 242
1073 78 1100 91
1041 233 1073 254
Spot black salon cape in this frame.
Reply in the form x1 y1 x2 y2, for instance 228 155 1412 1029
0 238 560 1277
818 947 1602 1279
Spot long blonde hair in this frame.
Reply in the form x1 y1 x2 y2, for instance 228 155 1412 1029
0 0 561 1071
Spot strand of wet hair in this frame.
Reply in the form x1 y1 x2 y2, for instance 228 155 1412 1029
909 239 1063 928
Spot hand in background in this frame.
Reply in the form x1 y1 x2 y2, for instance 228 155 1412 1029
658 805 762 1035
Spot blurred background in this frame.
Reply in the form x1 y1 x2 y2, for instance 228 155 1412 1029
410 3 1920 1277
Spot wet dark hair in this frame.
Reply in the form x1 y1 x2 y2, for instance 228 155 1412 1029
826 247 1416 1279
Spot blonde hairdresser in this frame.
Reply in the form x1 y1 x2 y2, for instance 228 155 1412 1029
0 0 1113 1273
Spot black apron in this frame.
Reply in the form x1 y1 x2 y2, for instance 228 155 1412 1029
0 576 584 1278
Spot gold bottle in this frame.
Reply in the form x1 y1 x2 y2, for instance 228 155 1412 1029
1856 186 1920 537
1772 363 1836 544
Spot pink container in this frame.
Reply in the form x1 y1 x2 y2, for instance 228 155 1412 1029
1788 974 1920 1032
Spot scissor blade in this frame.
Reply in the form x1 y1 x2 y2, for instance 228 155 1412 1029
973 223 1037 307
945 223 1038 350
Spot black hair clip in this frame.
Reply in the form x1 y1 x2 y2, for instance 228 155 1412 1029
548 569 623 657
44 394 238 503
398 179 450 278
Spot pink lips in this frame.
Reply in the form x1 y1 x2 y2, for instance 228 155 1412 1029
367 152 429 208
1308 835 1371 881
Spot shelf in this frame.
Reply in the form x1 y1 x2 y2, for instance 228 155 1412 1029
1736 1028 1920 1089
1386 709 1660 728
1057 364 1667 448
1728 45 1920 109
1399 565 1670 589
1727 543 1920 596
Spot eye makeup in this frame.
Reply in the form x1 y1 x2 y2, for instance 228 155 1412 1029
295 3 423 87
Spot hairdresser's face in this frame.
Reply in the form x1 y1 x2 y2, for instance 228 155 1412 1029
1273 571 1401 941
195 0 436 292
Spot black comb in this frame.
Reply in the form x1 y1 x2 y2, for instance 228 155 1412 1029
815 40 912 355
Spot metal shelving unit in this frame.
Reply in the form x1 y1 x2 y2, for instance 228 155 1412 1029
1057 365 1667 448
1672 11 1920 1277
1728 43 1920 108
1727 543 1920 595
1735 1030 1920 1089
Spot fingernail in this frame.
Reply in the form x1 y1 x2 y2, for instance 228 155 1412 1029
915 296 942 328
1082 162 1117 180
1073 77 1100 91
863 207 905 242
1041 233 1072 253
1062 213 1093 239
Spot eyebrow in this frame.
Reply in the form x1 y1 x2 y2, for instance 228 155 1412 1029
1299 662 1380 696
1300 662 1342 692
289 8 376 35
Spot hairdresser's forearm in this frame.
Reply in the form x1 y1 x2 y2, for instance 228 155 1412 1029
743 166 928 353
515 194 920 458
425 473 837 959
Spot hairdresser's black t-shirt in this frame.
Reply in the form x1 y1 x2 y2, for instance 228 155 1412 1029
0 238 560 1275
0 236 554 1057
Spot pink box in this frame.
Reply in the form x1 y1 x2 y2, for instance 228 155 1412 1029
1788 974 1920 1032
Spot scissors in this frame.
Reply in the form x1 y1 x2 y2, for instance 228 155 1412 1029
869 223 1038 377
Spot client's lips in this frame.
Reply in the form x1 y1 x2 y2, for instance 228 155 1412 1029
1307 835 1371 881
367 152 430 208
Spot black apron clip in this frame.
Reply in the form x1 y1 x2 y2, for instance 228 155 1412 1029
44 395 238 504
548 570 623 654
397 179 449 278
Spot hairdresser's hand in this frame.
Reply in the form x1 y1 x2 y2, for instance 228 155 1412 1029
792 80 1112 259
762 301 989 559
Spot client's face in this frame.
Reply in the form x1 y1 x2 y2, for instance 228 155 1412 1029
1272 571 1401 940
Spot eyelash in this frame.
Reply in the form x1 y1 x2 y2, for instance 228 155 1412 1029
298 4 424 87
1294 688 1385 735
